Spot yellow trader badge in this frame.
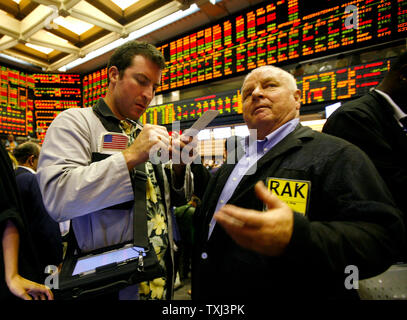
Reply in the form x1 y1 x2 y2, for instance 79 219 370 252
266 177 311 215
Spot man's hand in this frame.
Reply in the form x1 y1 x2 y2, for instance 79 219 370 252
214 181 294 256
122 124 170 170
170 131 198 166
170 131 199 187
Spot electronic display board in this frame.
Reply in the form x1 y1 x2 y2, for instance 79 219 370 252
83 68 108 108
33 73 81 142
143 57 392 125
0 65 35 136
139 89 243 126
154 0 407 93
297 58 392 104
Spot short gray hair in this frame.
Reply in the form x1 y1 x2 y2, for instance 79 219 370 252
241 65 298 93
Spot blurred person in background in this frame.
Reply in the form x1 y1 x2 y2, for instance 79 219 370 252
13 142 63 271
0 144 53 300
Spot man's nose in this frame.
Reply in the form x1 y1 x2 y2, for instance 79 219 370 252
252 85 264 99
142 84 154 101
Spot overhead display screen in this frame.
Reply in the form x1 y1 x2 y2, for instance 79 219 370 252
33 74 82 142
140 89 242 125
155 0 407 93
144 57 392 125
297 58 392 104
0 66 35 136
83 68 108 108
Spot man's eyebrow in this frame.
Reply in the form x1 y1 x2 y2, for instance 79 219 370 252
135 73 149 81
135 73 160 87
262 76 279 83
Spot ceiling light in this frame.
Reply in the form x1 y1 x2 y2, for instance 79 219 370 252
25 43 54 54
54 16 94 35
12 0 21 4
0 53 37 67
111 0 139 10
127 4 199 40
62 4 199 71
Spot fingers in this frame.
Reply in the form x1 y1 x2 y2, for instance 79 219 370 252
133 124 170 157
170 131 199 164
45 286 54 300
215 181 287 230
26 282 53 300
140 124 170 145
20 292 33 300
11 276 54 300
254 181 285 210
149 126 170 146
215 204 264 228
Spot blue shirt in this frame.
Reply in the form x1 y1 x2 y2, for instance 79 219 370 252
208 118 300 239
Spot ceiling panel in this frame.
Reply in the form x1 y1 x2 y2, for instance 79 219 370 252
0 0 263 73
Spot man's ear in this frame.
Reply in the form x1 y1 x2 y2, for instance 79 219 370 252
294 89 301 110
108 66 119 84
28 154 35 166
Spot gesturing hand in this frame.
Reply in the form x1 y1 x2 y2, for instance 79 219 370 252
214 181 294 256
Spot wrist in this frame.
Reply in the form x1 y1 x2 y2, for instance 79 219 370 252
122 149 142 170
6 272 18 287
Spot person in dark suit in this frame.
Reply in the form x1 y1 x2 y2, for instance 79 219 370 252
323 52 407 261
0 144 53 300
192 65 405 300
13 142 63 272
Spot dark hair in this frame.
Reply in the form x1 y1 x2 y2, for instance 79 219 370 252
107 40 166 80
13 142 39 164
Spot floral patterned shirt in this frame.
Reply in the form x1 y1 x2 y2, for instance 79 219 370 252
120 120 169 300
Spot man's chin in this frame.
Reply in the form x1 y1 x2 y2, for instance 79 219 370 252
129 108 145 120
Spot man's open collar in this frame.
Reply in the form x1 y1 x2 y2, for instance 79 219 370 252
93 98 144 129
92 98 120 123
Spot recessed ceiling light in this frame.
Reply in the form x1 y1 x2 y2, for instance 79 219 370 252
54 16 94 35
111 0 139 10
25 43 54 54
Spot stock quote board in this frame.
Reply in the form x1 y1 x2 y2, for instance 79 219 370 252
139 90 243 126
154 0 407 94
143 57 392 125
33 74 81 142
298 58 392 104
0 65 35 136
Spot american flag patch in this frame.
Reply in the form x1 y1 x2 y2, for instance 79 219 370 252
101 133 128 151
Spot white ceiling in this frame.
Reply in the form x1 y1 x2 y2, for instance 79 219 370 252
0 0 264 73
